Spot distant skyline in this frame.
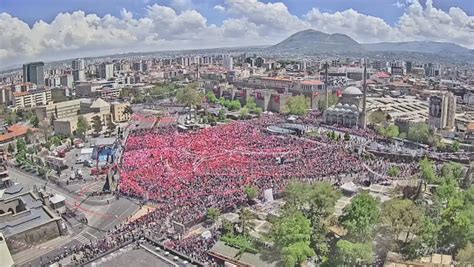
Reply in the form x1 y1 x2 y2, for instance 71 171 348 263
0 0 473 67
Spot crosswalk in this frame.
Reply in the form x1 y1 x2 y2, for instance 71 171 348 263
74 234 90 244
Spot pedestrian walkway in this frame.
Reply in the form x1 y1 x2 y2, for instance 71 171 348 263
12 235 73 266
74 234 90 245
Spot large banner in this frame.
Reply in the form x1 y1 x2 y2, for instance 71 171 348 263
264 188 274 202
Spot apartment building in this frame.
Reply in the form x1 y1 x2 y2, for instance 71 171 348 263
34 98 85 122
111 102 131 122
12 89 52 109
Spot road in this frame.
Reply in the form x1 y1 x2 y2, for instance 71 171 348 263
7 167 140 266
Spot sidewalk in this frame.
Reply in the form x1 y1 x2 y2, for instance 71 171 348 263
12 235 73 266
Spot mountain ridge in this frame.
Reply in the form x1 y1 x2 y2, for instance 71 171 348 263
269 29 473 56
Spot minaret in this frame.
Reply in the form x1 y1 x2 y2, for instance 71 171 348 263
324 62 329 110
361 58 367 129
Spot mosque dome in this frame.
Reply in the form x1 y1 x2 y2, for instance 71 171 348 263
343 86 363 96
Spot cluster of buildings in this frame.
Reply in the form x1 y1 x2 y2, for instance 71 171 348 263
0 52 472 141
0 151 67 256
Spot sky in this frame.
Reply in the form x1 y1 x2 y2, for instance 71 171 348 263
0 0 473 67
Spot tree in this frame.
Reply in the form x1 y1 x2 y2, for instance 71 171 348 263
451 140 461 152
253 107 262 115
284 95 309 116
50 136 62 147
123 106 133 116
420 157 437 185
369 110 388 124
239 208 255 236
16 138 27 152
30 115 39 127
240 107 249 119
282 241 315 267
380 199 424 244
284 182 340 262
407 122 430 143
271 209 315 267
107 121 116 133
387 166 401 177
5 111 17 125
402 217 440 259
340 191 380 242
335 240 374 265
176 85 204 107
317 93 338 111
244 185 258 200
120 87 131 98
245 97 257 110
386 124 399 138
91 116 103 135
206 91 219 104
76 115 89 138
344 132 350 141
437 191 473 252
7 143 15 153
207 207 220 222
227 100 241 111
456 242 474 265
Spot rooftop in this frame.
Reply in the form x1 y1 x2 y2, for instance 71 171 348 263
0 190 60 237
300 79 324 85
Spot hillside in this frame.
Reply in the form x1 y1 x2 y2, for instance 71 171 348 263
363 41 472 55
270 29 365 53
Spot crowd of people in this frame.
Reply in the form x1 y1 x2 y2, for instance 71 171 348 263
47 114 419 265
119 119 369 225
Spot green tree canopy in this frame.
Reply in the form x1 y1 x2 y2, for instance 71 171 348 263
207 207 220 222
376 124 399 138
407 122 430 143
369 110 389 124
420 157 437 184
318 93 338 112
380 199 424 244
451 140 461 152
271 208 315 267
76 115 89 138
91 116 103 135
239 208 255 236
176 84 204 107
16 138 27 152
282 241 315 267
335 240 374 265
244 185 258 200
272 209 312 248
387 166 401 177
284 95 309 116
340 191 380 242
456 242 474 265
30 115 40 127
107 121 116 133
206 91 219 104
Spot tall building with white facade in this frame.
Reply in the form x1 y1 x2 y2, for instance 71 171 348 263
223 55 233 71
428 92 456 130
99 63 114 80
72 58 86 82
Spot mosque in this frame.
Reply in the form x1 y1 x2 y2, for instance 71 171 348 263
324 86 365 127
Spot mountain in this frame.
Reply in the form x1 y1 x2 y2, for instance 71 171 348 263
270 29 365 53
363 41 473 55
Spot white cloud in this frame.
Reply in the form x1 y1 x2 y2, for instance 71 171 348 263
304 8 402 43
0 0 472 68
169 0 193 12
226 0 309 35
213 5 226 12
392 1 406 8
